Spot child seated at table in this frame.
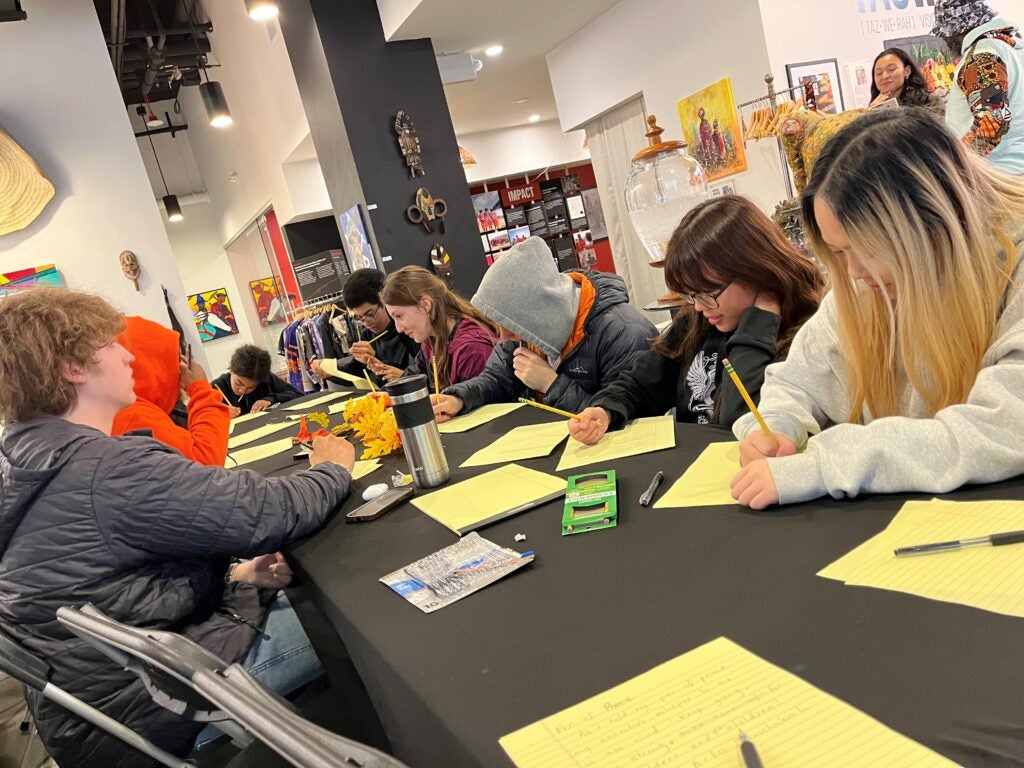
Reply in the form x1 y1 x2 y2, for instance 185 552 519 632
730 109 1024 509
111 315 229 466
212 343 302 416
430 236 656 422
376 266 498 388
569 195 824 445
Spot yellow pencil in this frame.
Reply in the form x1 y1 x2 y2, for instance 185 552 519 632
368 329 388 344
517 397 580 420
364 370 377 392
432 353 441 405
722 357 777 445
216 386 232 408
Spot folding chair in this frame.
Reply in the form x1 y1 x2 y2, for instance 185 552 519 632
0 606 410 768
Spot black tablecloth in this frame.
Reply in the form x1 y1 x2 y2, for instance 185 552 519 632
233 393 1024 767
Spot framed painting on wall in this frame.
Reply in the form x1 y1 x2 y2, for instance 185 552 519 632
883 35 961 94
188 288 239 342
339 204 375 271
248 276 286 326
786 59 844 114
676 77 748 182
0 263 62 298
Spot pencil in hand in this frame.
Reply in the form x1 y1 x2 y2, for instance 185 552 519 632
517 397 580 420
722 357 777 446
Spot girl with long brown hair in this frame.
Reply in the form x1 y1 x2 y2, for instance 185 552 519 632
569 196 824 445
731 109 1024 510
377 266 497 389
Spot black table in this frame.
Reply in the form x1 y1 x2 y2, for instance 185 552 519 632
233 393 1024 767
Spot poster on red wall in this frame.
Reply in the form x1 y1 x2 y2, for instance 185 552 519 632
500 183 540 208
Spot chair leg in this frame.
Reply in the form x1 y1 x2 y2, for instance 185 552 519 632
18 704 31 733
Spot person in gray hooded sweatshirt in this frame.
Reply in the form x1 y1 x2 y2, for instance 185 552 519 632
432 236 656 421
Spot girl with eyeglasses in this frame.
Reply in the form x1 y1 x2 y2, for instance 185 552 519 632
380 266 498 390
568 196 824 445
730 109 1024 510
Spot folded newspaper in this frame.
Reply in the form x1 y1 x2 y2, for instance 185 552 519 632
381 532 534 613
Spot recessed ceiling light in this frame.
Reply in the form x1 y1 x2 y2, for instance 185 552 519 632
485 45 504 57
244 0 279 20
515 97 530 104
528 114 541 123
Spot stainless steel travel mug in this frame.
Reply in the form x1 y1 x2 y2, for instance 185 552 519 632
385 375 449 489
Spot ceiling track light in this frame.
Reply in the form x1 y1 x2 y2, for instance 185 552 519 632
163 194 184 222
187 0 234 127
244 0 279 20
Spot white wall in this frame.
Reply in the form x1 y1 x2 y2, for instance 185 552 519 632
547 0 790 212
459 120 590 184
377 0 425 39
759 0 1024 104
0 0 203 359
282 159 333 220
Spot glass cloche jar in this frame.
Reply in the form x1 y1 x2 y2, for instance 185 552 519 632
624 115 709 267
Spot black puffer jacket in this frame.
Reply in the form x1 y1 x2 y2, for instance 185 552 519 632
0 418 351 767
445 271 656 413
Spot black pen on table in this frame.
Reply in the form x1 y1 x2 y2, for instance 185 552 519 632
739 731 764 768
639 470 664 506
893 528 1024 557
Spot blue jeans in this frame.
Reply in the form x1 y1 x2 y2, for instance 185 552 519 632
194 592 323 749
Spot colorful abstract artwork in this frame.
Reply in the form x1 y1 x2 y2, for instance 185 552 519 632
339 205 375 270
248 276 286 326
0 263 62 297
188 288 240 342
885 35 961 94
677 78 748 182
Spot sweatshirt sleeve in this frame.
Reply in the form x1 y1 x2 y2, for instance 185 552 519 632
590 346 681 430
93 439 353 559
181 380 231 466
719 307 782 428
734 291 1024 505
445 342 518 412
449 335 494 383
958 48 1013 157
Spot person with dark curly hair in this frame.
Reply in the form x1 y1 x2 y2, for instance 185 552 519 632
870 47 947 110
212 343 301 415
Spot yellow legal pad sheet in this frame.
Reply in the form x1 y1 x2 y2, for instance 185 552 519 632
819 499 1024 618
460 420 569 468
499 636 955 768
351 459 382 481
653 441 740 508
412 463 565 534
317 358 373 390
226 437 294 467
228 410 267 434
437 402 524 434
282 391 351 411
556 415 675 472
226 421 294 449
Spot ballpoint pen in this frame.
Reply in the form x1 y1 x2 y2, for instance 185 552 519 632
452 552 535 574
639 470 664 506
894 528 1024 557
739 731 764 768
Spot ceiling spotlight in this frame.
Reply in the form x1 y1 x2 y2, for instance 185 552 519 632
528 114 541 123
163 194 184 223
485 45 503 57
200 81 234 128
244 0 279 20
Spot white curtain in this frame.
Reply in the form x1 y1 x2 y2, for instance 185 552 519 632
584 97 669 309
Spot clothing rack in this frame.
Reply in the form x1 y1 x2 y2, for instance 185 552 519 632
285 291 345 320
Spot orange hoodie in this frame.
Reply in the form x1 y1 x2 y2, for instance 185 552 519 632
111 316 230 466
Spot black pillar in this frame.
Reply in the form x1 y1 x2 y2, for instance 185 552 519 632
279 0 487 297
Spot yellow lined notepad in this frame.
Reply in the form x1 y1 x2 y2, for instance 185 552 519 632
226 437 294 467
412 464 565 534
228 410 267 434
226 421 294 449
556 415 675 472
500 636 955 767
282 391 350 411
819 499 1024 618
318 359 373 390
437 402 525 434
351 459 382 481
460 421 569 468
653 441 740 508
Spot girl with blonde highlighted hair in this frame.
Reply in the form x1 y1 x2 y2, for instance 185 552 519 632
378 266 497 389
730 108 1024 509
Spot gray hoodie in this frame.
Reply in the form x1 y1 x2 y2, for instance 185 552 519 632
733 251 1024 504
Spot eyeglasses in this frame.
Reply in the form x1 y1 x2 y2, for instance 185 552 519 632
352 305 381 324
681 285 729 310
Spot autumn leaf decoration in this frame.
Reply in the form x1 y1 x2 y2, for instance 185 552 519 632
334 393 402 459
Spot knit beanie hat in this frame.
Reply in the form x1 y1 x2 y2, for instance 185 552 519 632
932 0 997 37
471 236 579 359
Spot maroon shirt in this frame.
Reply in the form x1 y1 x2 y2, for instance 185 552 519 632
422 318 495 386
